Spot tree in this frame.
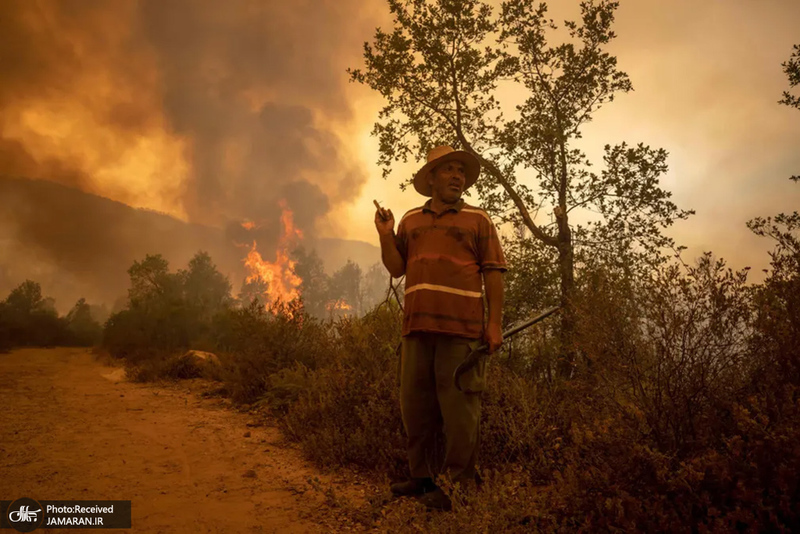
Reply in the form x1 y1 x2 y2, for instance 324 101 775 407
66 297 92 326
744 45 800 384
362 261 391 312
5 279 46 314
127 254 182 310
292 247 330 318
1 281 48 348
502 231 559 325
179 251 232 321
66 298 102 346
0 302 9 352
747 42 800 270
237 278 269 308
779 44 800 112
747 181 800 384
111 254 192 356
779 43 799 181
1 280 64 347
349 0 692 374
329 260 363 316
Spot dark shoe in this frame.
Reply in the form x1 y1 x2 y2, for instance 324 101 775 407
390 477 434 496
417 487 452 511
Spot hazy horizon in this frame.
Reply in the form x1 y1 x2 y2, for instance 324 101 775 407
1 0 798 310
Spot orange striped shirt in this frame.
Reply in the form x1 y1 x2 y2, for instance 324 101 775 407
395 199 507 339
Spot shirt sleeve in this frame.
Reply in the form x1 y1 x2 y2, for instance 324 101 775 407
394 216 408 265
478 213 507 273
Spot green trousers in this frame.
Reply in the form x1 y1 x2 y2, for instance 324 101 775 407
399 332 486 483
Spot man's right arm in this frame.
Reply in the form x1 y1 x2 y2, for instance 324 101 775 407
380 232 405 278
375 207 406 278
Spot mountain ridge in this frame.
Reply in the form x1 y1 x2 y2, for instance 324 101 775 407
0 176 380 312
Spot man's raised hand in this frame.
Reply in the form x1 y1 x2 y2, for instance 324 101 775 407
374 200 395 236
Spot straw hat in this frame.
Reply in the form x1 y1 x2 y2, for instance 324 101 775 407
413 145 480 197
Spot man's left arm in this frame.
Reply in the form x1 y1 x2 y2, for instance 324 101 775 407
477 210 507 354
483 269 504 354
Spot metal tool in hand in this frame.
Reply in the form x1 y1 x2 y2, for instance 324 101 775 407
453 306 561 392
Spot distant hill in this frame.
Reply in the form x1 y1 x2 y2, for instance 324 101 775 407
0 176 379 312
313 237 381 274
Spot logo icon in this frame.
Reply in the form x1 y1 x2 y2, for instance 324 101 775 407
6 498 44 533
9 506 40 522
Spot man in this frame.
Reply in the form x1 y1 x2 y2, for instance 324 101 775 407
374 145 506 510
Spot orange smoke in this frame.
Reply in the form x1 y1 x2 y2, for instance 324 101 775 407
0 1 190 218
241 200 304 306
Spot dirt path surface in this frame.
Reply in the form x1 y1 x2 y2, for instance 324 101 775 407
0 348 371 533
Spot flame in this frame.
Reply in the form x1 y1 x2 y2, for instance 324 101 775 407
326 299 353 314
241 200 303 307
241 220 257 230
278 199 303 240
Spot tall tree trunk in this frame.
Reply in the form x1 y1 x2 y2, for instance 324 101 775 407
555 117 576 377
555 206 575 378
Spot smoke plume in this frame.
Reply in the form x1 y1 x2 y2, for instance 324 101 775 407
0 0 380 310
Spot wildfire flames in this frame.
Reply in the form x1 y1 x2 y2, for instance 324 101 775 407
326 299 353 313
240 200 354 317
241 200 303 306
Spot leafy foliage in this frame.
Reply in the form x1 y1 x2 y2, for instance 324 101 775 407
350 0 693 371
779 43 799 181
65 298 103 346
104 252 232 361
180 251 232 321
329 260 364 315
291 246 329 317
779 43 800 111
0 280 101 350
88 230 800 532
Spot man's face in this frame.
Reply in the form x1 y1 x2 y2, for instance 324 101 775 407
428 159 465 203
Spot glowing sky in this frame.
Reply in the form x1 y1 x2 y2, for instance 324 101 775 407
1 0 799 298
340 0 800 280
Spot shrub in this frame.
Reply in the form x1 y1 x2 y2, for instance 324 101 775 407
215 300 335 404
97 243 800 532
276 305 407 476
126 352 204 382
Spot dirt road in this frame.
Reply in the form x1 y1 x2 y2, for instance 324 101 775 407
0 347 369 533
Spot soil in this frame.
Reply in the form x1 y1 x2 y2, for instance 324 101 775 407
0 347 379 533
